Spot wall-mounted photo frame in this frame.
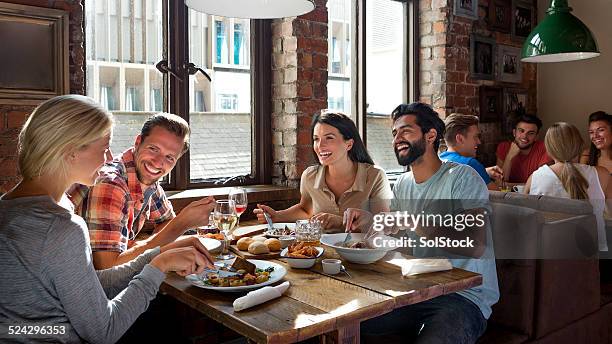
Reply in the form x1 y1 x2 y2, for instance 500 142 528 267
497 45 522 83
512 0 534 39
502 88 528 135
479 86 503 123
470 35 496 80
454 0 479 20
0 3 69 105
488 0 512 33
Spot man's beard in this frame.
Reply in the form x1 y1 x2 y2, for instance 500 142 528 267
394 137 426 166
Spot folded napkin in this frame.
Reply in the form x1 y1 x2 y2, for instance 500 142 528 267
389 258 453 276
233 281 290 312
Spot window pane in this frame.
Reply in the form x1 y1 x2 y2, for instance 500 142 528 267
86 0 166 158
366 0 404 173
327 0 351 114
188 12 252 182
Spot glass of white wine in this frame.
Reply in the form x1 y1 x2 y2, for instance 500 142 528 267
214 200 238 260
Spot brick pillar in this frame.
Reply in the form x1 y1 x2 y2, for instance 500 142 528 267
271 0 328 188
419 0 452 118
0 0 85 193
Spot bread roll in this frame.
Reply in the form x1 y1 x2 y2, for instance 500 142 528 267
264 238 281 252
248 241 270 255
236 237 254 251
252 235 267 242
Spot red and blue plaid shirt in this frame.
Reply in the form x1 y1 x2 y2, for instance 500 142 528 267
69 148 175 252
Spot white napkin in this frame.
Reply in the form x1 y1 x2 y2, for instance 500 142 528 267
389 258 453 276
233 281 290 312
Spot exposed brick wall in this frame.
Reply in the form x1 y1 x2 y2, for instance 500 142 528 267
270 0 328 188
419 0 538 166
0 0 84 193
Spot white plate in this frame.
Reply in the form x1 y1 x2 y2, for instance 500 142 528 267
177 235 222 253
186 260 287 292
263 223 296 238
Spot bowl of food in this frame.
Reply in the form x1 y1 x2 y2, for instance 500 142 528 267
280 242 324 269
320 233 397 264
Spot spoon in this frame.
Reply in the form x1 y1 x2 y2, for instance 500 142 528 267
340 265 351 278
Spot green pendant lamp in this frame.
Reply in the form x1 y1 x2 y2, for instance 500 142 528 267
521 0 599 63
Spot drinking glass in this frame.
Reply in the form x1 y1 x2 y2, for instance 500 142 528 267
229 187 248 226
214 200 238 260
295 219 321 246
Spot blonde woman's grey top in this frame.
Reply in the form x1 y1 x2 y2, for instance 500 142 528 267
0 195 165 344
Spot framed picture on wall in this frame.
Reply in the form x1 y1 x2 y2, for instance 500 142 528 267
512 0 534 39
502 88 528 135
0 3 69 105
488 0 512 33
470 35 496 80
453 0 479 20
479 86 503 123
497 45 522 83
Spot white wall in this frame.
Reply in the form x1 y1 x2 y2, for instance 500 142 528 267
537 0 612 141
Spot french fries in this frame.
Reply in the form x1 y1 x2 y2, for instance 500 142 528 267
287 242 319 258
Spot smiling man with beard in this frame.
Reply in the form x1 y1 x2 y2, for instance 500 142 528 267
345 102 499 344
496 113 551 184
69 113 216 269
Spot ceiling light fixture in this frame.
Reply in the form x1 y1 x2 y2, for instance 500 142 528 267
521 0 599 63
184 0 316 19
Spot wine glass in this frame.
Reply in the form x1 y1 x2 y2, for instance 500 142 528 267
214 200 238 260
229 187 248 226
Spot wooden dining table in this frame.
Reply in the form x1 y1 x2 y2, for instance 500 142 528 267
159 245 482 344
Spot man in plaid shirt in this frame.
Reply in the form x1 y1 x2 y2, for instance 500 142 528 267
70 113 215 269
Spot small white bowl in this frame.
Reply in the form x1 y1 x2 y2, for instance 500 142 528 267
280 246 324 269
321 258 342 274
279 236 296 249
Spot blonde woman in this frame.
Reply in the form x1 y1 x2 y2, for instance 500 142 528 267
525 122 609 251
0 95 213 343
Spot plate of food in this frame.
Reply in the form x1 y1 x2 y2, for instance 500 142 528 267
186 257 287 292
263 223 296 238
320 233 398 264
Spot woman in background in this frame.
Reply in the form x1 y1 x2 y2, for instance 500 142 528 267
254 111 392 232
0 95 213 343
581 111 612 172
526 122 609 251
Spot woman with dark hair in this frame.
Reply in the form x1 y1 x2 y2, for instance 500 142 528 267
581 111 612 173
254 111 392 231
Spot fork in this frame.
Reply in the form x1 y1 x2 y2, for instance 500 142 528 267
342 210 353 245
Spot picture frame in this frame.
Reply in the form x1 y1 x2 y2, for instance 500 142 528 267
512 0 534 39
0 3 69 105
497 45 523 83
488 0 512 33
470 35 496 80
453 0 479 20
502 88 528 135
479 86 503 123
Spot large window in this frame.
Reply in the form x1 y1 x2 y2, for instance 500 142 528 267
86 0 270 188
326 0 417 174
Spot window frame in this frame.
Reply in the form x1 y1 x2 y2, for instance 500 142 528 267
165 1 271 190
352 0 419 146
